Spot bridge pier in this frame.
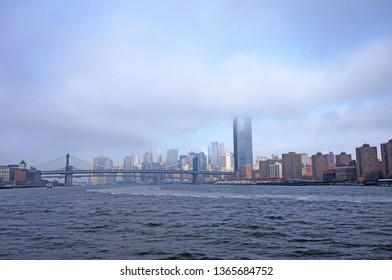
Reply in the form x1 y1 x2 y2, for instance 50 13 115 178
64 153 73 186
191 173 199 185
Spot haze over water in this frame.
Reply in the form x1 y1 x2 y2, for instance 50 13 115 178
1 184 391 260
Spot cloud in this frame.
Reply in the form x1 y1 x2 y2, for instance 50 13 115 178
1 1 392 165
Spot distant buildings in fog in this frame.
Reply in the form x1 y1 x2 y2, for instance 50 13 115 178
90 155 115 185
96 114 390 185
257 140 392 184
2 116 391 186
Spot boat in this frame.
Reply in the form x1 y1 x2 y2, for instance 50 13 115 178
378 179 392 187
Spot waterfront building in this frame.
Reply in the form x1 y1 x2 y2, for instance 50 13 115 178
27 168 41 182
381 139 392 178
336 164 357 182
259 159 271 179
336 152 352 167
312 152 328 181
259 159 283 179
282 152 302 179
356 143 381 183
0 162 42 184
240 164 253 179
323 169 336 183
233 117 253 175
0 166 12 181
13 168 27 182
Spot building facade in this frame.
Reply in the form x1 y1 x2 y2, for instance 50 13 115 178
282 152 302 179
336 165 357 182
224 152 234 172
356 144 381 183
381 139 392 178
312 152 329 181
91 155 114 185
233 117 253 175
336 152 352 167
259 159 279 179
270 162 283 178
166 149 179 170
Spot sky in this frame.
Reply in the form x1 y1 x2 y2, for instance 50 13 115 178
1 0 392 167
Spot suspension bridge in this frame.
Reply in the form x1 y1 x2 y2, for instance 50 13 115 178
33 154 235 185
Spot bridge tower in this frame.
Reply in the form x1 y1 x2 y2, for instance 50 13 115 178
64 153 73 186
191 156 199 185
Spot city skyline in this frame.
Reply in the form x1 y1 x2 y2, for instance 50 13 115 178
1 120 391 168
1 1 392 166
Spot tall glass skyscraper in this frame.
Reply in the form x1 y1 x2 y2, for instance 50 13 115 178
233 117 253 173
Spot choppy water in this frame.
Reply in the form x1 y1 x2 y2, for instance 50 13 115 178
1 184 392 259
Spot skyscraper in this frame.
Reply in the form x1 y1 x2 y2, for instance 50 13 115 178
218 143 226 169
233 117 253 174
209 142 226 170
166 149 179 170
210 142 218 167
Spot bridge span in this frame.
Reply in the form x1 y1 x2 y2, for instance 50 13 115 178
35 154 235 185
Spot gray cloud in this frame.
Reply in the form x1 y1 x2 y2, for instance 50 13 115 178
1 1 392 165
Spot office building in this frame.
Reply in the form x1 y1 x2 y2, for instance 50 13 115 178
233 117 253 175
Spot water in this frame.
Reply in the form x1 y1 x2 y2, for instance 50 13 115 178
1 184 392 260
